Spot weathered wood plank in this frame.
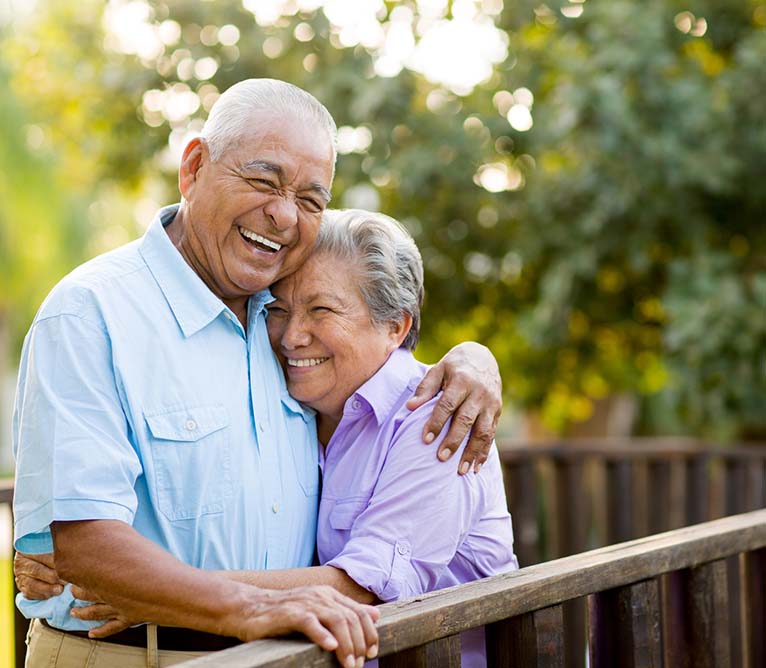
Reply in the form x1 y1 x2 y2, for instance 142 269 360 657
372 512 763 656
554 456 588 558
0 478 14 504
176 638 332 668
683 560 731 668
180 511 766 667
379 634 461 668
685 454 709 525
504 458 541 567
606 460 634 544
485 605 564 668
725 458 748 516
726 556 743 668
589 579 661 668
647 459 671 535
741 548 766 668
562 599 585 668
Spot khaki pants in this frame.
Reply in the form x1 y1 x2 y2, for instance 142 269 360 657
25 619 208 668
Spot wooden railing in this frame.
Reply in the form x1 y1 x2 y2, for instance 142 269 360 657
3 439 766 667
500 439 766 566
179 510 766 668
498 439 766 666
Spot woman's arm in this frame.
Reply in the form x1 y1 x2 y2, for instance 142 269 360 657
15 556 378 606
221 566 378 604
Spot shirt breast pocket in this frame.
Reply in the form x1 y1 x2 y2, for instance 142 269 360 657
144 404 231 521
328 498 369 531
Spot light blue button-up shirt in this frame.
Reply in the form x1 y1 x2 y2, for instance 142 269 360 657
12 205 319 630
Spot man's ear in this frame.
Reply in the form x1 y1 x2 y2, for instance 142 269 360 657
178 138 208 198
389 313 414 350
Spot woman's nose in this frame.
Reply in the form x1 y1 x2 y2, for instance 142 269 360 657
281 315 311 349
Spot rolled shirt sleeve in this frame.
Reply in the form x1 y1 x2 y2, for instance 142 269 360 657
324 406 478 602
13 300 142 554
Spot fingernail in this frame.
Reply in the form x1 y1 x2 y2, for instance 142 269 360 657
424 432 435 444
368 644 378 659
438 448 451 461
356 657 365 668
459 461 470 475
346 655 356 668
53 585 64 595
474 463 483 474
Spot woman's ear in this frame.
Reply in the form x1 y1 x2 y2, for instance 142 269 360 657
389 313 413 349
178 138 208 198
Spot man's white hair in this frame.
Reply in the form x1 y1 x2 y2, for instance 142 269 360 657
200 78 338 165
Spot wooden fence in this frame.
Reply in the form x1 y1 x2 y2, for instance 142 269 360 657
179 509 766 668
3 440 766 667
501 440 766 567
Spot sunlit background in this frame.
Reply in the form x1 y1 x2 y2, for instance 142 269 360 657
1 0 766 450
1 1 766 664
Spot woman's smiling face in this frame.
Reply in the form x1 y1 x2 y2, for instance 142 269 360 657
266 252 404 422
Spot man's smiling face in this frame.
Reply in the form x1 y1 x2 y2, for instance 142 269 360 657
176 111 335 304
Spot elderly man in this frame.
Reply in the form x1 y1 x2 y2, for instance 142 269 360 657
13 79 502 668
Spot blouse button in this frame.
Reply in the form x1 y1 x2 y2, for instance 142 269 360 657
185 419 197 431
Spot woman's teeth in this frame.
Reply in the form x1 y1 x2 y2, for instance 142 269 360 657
287 358 328 367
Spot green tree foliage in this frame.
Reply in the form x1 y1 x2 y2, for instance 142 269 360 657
1 0 764 438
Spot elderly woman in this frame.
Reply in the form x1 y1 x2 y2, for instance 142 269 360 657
258 208 518 665
17 209 518 666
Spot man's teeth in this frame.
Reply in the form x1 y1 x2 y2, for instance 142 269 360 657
287 358 328 367
238 227 282 251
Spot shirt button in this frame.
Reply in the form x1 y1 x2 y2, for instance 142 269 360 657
352 399 361 410
397 544 409 556
185 419 197 431
271 501 279 514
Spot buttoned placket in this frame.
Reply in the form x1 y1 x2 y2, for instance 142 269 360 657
246 301 286 568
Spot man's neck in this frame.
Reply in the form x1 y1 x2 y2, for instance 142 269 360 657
165 206 249 329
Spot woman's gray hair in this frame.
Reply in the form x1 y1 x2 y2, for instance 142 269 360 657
201 78 337 165
315 209 424 351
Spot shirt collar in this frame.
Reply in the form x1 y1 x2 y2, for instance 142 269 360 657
351 347 418 425
139 204 271 338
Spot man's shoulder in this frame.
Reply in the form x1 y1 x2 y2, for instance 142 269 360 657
35 239 147 323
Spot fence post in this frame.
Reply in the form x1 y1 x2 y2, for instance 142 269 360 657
589 579 661 668
485 605 564 668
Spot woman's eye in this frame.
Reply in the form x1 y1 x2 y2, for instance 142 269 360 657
312 306 332 314
267 307 287 317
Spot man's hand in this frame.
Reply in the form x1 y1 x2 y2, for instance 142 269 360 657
407 341 502 474
72 582 379 668
232 585 379 668
69 584 138 638
14 552 66 600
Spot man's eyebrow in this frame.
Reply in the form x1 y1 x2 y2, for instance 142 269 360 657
241 160 282 176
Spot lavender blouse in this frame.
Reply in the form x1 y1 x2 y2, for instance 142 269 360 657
317 348 519 667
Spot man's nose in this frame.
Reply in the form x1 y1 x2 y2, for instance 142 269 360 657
264 194 298 231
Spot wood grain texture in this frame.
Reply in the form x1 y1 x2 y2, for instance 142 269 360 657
177 511 766 668
379 634 460 668
684 560 731 668
589 579 661 668
741 548 766 668
486 605 564 668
